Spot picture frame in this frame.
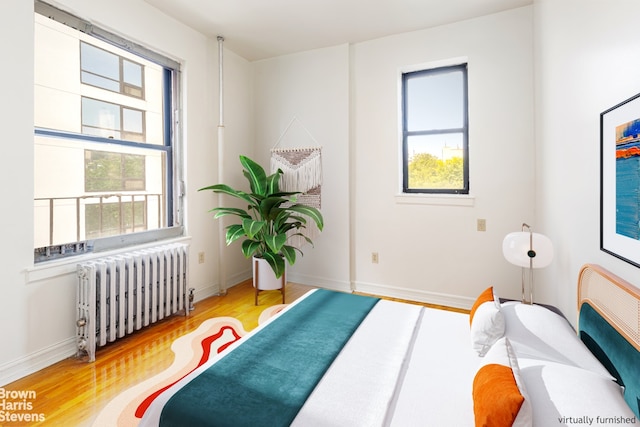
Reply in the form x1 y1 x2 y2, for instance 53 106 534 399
600 92 640 269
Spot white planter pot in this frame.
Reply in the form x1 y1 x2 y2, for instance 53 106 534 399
252 256 286 305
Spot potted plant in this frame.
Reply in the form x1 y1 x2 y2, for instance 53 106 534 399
199 155 324 285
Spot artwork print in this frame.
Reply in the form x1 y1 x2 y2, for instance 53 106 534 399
601 92 640 268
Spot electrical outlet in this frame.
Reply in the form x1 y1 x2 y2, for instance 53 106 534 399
198 252 205 264
371 252 379 264
477 219 487 232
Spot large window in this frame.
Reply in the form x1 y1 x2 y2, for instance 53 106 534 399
34 1 182 262
401 63 469 194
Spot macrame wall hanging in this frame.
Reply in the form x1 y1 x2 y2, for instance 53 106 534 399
270 116 323 249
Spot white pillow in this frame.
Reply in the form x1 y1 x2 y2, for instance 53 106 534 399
473 337 532 427
501 301 614 379
519 361 637 426
470 287 505 356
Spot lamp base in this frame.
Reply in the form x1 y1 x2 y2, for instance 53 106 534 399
521 266 534 305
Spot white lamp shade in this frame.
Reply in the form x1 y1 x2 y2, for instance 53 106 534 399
502 231 554 269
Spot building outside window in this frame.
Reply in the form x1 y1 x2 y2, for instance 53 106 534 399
80 41 145 99
34 1 182 261
401 63 469 194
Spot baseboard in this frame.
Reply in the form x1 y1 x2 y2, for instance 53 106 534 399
194 269 252 300
353 281 474 310
0 337 77 387
286 272 351 293
193 284 222 302
285 275 473 309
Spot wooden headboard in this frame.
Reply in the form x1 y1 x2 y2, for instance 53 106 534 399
577 264 640 418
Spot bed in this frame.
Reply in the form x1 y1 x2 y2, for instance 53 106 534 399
138 264 640 426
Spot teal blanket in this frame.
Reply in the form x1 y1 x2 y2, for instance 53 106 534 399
159 289 380 427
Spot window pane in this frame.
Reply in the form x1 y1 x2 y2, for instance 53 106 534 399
85 151 122 191
122 108 143 133
82 98 120 133
85 200 147 239
85 150 146 192
123 60 142 87
80 71 120 92
406 69 464 131
406 133 464 190
81 42 119 80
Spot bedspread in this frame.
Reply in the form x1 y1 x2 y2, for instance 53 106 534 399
147 290 379 427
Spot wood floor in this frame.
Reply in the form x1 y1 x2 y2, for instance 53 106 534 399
5 281 468 426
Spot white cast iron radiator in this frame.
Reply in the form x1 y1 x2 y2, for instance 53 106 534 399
76 243 190 362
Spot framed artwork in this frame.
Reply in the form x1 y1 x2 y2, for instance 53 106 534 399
601 92 640 268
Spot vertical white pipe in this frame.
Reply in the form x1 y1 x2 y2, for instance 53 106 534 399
217 35 227 296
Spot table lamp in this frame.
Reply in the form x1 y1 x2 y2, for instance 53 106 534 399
502 223 553 304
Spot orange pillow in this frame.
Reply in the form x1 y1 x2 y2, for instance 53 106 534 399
473 337 532 427
469 286 495 326
473 364 524 427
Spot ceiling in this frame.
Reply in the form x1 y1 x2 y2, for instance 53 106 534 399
143 0 532 61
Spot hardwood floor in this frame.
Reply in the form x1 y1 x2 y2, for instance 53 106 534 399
4 281 468 426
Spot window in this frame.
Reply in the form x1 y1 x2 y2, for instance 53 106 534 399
401 63 469 194
34 1 182 262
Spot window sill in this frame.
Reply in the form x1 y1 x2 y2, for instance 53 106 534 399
25 236 192 284
395 193 475 207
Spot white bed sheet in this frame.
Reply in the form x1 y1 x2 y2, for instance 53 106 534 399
291 300 423 427
389 307 478 427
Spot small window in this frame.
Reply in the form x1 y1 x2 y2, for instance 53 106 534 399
401 64 469 194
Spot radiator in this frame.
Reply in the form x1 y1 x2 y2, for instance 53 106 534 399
76 243 190 362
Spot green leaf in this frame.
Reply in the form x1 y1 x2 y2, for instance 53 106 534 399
259 197 287 221
225 224 246 245
239 156 267 196
241 239 262 258
199 184 255 206
289 233 314 247
265 233 287 253
277 222 301 234
281 245 297 265
211 207 251 220
242 218 265 239
265 169 283 194
262 251 286 278
287 204 324 230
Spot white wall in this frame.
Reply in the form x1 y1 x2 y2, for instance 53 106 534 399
0 0 253 385
252 45 352 290
0 0 37 386
535 0 640 323
351 7 535 307
217 7 536 307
